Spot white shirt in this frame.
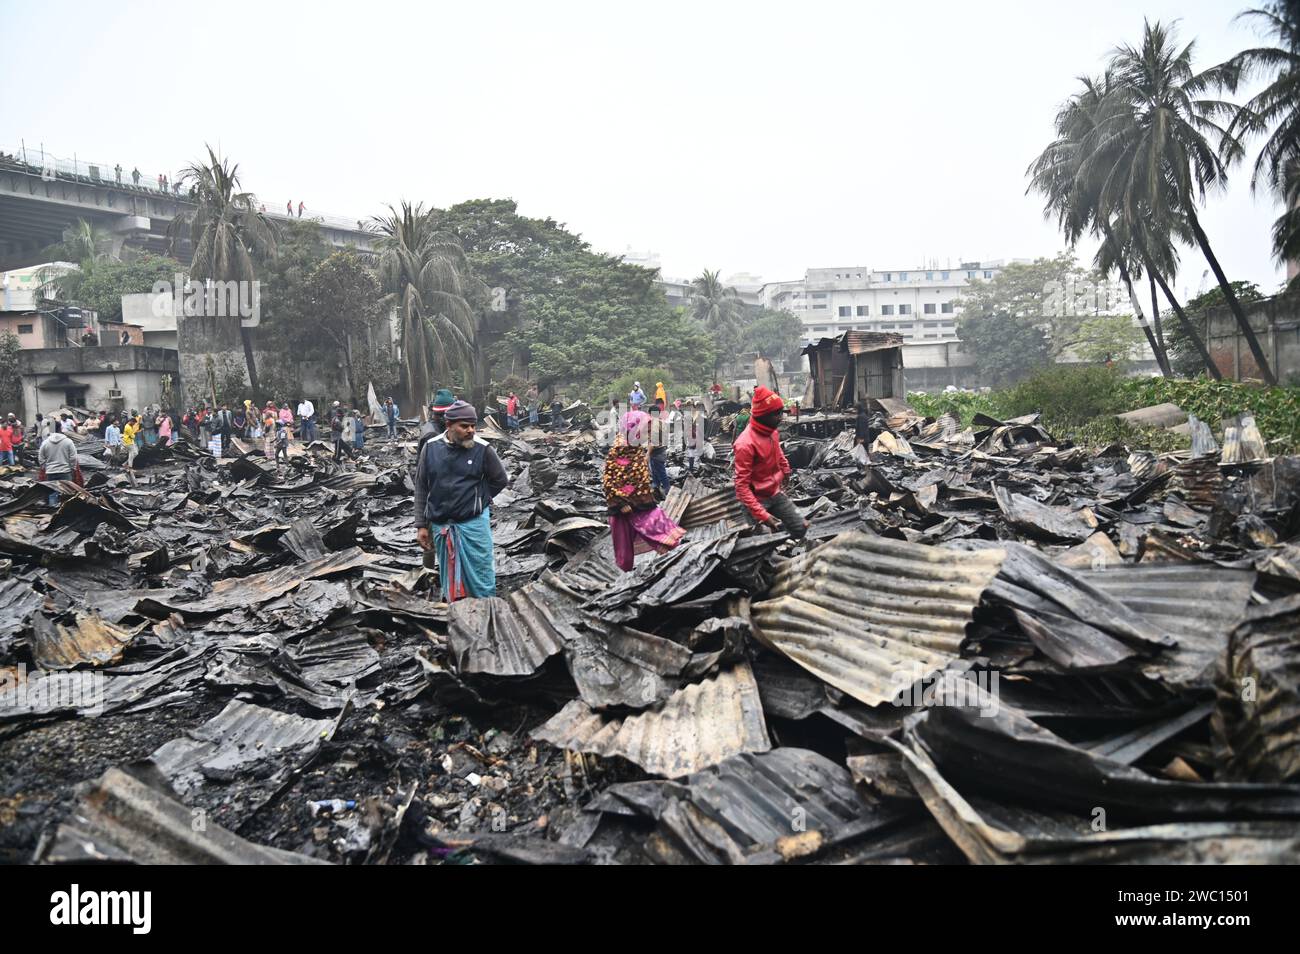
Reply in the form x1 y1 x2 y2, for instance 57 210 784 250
298 400 315 418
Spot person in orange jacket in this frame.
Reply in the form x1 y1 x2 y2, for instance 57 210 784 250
732 386 807 539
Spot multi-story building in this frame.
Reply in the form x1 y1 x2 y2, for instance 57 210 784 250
757 261 1020 345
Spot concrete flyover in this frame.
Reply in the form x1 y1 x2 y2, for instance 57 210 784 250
0 152 375 269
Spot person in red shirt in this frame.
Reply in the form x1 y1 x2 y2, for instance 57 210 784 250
0 420 13 466
732 386 807 539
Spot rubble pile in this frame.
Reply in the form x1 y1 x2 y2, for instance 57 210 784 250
2 404 1300 865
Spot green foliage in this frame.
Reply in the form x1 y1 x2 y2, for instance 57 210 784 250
739 308 803 361
909 369 1300 454
1058 416 1190 454
1164 282 1264 376
1115 376 1300 452
999 365 1128 426
0 331 21 412
72 253 186 322
905 390 1003 426
1068 313 1146 364
302 250 382 404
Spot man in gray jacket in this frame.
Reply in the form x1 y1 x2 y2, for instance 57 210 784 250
38 430 78 506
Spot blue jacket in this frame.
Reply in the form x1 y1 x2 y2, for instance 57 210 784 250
413 434 508 526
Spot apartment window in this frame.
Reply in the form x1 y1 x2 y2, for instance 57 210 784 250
899 272 908 281
811 292 828 298
923 321 940 328
984 271 993 279
924 333 939 339
881 305 895 316
883 273 892 282
856 305 869 316
17 324 34 334
879 323 894 329
898 304 912 315
967 271 976 279
941 302 954 314
923 303 936 314
941 321 954 328
811 326 828 332
941 271 949 280
925 271 933 281
813 303 827 309
855 273 862 278
838 306 851 317
897 323 914 329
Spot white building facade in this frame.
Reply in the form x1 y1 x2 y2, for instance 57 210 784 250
758 261 1019 346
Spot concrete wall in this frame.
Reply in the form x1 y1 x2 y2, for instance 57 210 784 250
16 345 179 418
1198 297 1300 383
0 312 65 349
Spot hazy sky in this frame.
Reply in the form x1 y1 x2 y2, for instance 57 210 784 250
1 0 1286 296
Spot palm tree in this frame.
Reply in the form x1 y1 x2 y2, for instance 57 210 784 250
168 146 277 392
1027 74 1172 376
1225 2 1300 269
33 219 119 305
690 269 744 378
369 202 481 411
1102 21 1276 383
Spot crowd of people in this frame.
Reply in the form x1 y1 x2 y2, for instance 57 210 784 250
411 378 812 608
6 376 815 616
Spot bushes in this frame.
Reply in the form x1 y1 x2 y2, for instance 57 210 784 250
1115 377 1300 452
998 365 1128 427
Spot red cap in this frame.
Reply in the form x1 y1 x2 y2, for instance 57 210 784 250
751 386 784 417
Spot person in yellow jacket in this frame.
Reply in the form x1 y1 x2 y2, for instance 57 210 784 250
654 381 666 404
122 416 141 472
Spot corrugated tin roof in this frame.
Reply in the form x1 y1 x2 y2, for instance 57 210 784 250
38 767 331 864
841 330 905 355
532 662 771 778
750 531 1006 706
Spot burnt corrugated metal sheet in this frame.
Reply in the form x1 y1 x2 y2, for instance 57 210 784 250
590 747 907 864
992 484 1092 542
750 531 1006 706
38 767 331 864
145 547 385 616
446 581 569 677
150 700 340 826
532 662 771 778
31 613 137 669
1214 594 1300 783
1078 563 1256 688
680 488 751 529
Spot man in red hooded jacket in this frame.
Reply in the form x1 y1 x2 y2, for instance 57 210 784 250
732 386 807 538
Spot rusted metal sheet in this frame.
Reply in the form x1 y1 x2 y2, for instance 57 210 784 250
750 531 1006 706
841 331 905 355
1221 413 1267 464
532 662 771 778
30 612 138 669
